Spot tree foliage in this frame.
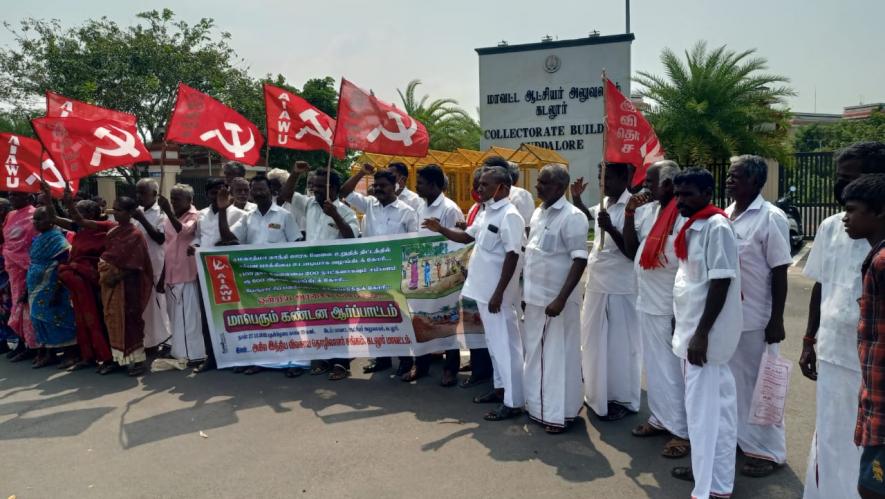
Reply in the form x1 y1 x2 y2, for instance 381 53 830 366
634 42 795 165
793 110 885 152
397 80 480 151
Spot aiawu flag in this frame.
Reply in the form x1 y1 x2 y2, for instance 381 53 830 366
263 83 345 158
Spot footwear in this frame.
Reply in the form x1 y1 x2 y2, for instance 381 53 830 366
394 362 412 377
243 365 263 375
459 375 491 389
401 366 428 382
193 360 215 373
67 360 94 372
328 364 350 381
458 362 472 373
661 437 691 459
310 360 331 376
484 404 523 421
10 348 35 363
127 362 146 377
473 390 503 404
670 466 694 482
97 362 119 375
631 422 668 437
597 402 632 422
544 425 567 434
362 359 392 374
284 367 305 378
232 366 247 374
440 370 458 387
741 456 782 477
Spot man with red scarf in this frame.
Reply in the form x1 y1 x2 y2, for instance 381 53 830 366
621 161 690 459
668 168 742 499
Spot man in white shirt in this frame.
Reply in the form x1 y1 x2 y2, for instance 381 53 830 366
280 162 360 380
230 176 256 212
621 161 690 459
506 161 536 230
801 141 885 499
388 161 423 212
668 167 742 499
410 164 466 385
572 162 642 421
723 155 792 477
133 178 171 354
424 166 525 421
192 177 247 373
522 163 588 433
340 164 419 375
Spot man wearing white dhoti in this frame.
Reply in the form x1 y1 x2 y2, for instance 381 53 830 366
133 178 171 353
668 168 742 499
800 141 885 499
723 155 792 477
621 161 690 459
522 164 588 433
425 165 526 421
572 162 641 421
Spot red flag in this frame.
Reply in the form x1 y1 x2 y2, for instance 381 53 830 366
264 84 345 159
332 79 429 157
604 79 665 187
0 133 78 197
46 91 137 126
32 116 151 180
166 83 264 165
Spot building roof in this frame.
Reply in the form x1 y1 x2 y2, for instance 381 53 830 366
475 33 635 55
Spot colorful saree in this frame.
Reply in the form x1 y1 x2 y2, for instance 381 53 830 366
26 228 76 347
2 206 37 347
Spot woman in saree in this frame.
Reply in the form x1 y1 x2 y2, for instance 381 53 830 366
98 197 153 376
0 198 14 356
3 191 38 362
43 184 115 371
26 207 78 368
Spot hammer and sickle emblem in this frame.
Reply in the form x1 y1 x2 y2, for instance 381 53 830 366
294 109 333 146
90 126 141 167
199 122 255 158
366 112 418 146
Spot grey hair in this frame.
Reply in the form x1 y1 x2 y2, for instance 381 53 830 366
541 163 570 187
136 177 159 194
731 154 768 188
483 165 512 187
171 183 194 201
506 161 520 183
267 168 290 184
654 160 681 186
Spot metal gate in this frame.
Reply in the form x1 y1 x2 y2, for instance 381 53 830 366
778 152 840 238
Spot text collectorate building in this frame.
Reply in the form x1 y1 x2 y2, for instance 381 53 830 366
476 33 634 206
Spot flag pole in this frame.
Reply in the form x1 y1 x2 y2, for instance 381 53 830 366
599 69 608 250
208 151 213 177
325 145 334 199
159 139 168 196
265 140 271 174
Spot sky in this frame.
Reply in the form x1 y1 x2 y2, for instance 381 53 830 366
1 0 882 117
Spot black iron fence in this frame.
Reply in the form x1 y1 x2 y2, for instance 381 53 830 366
779 152 839 238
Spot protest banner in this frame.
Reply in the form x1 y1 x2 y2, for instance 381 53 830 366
196 233 484 368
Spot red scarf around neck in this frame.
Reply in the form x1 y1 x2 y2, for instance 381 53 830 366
639 198 679 270
674 204 727 261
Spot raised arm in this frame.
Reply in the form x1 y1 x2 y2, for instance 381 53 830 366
323 200 356 239
215 186 239 245
570 177 593 221
338 163 375 199
41 183 75 231
157 195 182 233
621 191 653 260
132 208 165 245
277 161 310 206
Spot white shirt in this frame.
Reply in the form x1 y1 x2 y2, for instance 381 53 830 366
135 202 167 282
230 203 301 245
672 214 743 364
804 212 871 371
346 192 418 237
236 201 257 213
397 187 424 212
417 194 464 232
524 196 590 306
290 192 359 242
462 198 525 304
725 194 793 331
509 186 536 228
585 189 637 294
634 201 686 316
194 205 246 248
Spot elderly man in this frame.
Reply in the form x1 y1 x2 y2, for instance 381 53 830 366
223 161 247 185
230 176 256 212
158 184 205 364
522 163 588 433
801 141 885 499
668 168 742 499
280 162 360 380
387 162 423 212
506 161 536 230
723 155 792 477
573 162 642 421
192 178 248 373
621 160 690 459
424 166 525 421
133 178 171 354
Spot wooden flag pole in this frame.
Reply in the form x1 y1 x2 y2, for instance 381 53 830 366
159 140 168 195
207 151 213 177
599 69 608 250
265 140 271 173
325 145 334 199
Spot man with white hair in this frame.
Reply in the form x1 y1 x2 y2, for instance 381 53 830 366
522 163 588 433
133 177 171 353
506 161 536 231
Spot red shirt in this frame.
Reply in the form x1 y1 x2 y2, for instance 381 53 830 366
856 239 885 446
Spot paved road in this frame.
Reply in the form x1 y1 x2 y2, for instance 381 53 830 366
2 268 817 498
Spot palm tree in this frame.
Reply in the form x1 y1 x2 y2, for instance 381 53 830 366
397 80 481 151
634 42 795 165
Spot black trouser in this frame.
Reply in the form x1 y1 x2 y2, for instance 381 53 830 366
414 349 461 376
468 348 493 379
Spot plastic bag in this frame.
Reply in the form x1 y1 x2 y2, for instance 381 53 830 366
748 345 793 426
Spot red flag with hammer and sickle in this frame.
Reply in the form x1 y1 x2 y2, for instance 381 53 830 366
603 79 665 187
0 133 78 197
263 83 345 159
332 79 429 157
46 91 137 126
31 116 151 180
166 83 264 165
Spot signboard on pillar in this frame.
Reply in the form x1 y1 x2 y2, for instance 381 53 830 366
476 33 634 206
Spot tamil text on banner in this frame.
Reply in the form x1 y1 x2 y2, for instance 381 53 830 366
604 78 665 187
196 234 483 368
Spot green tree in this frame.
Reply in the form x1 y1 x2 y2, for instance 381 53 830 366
793 110 885 152
634 42 795 164
397 80 480 151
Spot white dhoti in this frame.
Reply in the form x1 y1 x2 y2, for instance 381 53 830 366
478 301 524 408
581 291 641 416
142 287 171 349
639 311 688 439
166 281 206 361
685 360 737 499
802 360 862 499
729 330 787 463
523 303 582 428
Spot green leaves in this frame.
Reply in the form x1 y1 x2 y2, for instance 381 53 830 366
397 79 480 151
